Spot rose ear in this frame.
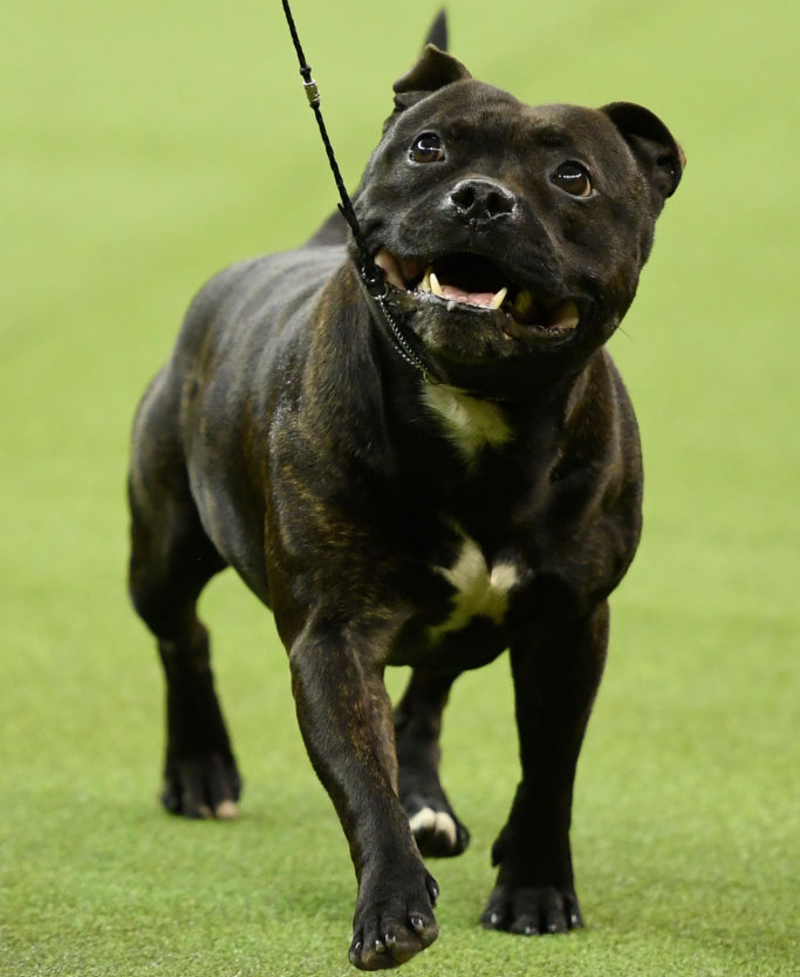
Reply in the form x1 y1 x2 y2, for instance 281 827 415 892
391 44 472 114
601 102 685 200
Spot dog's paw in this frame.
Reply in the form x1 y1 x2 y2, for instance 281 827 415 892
407 805 470 858
349 870 439 970
480 883 583 935
161 752 242 820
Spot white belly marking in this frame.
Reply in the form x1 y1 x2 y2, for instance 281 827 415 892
430 531 519 639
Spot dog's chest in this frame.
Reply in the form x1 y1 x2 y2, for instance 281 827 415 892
421 384 512 466
428 529 520 642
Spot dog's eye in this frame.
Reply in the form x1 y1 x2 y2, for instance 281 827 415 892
551 162 593 197
410 133 444 163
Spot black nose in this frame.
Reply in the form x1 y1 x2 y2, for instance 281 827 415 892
448 179 516 222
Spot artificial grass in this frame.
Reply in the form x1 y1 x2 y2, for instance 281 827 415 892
1 0 798 975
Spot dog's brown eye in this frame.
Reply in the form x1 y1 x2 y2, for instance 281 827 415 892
410 133 444 163
551 162 592 197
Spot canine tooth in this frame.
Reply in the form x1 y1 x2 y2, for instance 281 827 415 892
490 286 508 310
419 267 433 293
430 271 444 298
447 300 456 312
512 289 534 318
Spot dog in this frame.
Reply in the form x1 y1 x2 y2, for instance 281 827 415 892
128 11 683 970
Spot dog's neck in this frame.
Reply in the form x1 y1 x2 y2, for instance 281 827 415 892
309 259 602 489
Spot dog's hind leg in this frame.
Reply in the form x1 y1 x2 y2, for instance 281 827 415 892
128 369 239 819
394 669 470 857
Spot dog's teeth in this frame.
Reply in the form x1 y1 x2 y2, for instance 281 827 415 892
430 271 444 298
419 267 433 293
551 299 580 330
512 289 534 319
490 286 508 310
447 300 456 312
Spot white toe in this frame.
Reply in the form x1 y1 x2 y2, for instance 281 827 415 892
409 807 437 834
433 811 457 847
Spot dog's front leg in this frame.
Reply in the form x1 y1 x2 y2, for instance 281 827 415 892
289 622 439 970
482 600 609 935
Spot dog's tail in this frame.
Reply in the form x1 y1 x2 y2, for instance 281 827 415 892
304 10 449 249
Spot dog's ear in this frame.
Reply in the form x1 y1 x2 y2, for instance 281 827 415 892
390 44 471 115
601 102 685 200
423 9 448 52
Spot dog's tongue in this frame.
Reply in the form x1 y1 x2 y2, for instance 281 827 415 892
440 283 496 308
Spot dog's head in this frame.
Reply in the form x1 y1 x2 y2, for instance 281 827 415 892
354 45 684 393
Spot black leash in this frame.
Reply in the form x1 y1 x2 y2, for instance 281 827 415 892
280 0 378 291
279 0 439 383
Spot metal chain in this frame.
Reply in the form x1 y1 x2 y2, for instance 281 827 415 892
374 293 441 384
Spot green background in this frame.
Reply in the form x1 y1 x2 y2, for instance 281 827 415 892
1 1 798 974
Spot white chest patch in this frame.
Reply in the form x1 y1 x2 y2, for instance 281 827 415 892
422 383 512 465
430 531 519 640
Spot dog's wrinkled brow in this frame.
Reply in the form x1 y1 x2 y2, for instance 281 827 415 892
534 126 569 148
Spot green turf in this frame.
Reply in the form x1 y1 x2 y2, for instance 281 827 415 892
1 0 798 974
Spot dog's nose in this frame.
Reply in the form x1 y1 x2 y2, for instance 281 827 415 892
448 179 516 222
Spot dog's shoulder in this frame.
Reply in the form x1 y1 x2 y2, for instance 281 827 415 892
172 246 347 365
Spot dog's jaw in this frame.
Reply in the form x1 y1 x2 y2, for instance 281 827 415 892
374 247 583 344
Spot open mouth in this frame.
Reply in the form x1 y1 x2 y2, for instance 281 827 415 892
375 249 580 334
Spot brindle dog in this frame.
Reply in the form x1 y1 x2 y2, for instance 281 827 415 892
128 13 683 971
